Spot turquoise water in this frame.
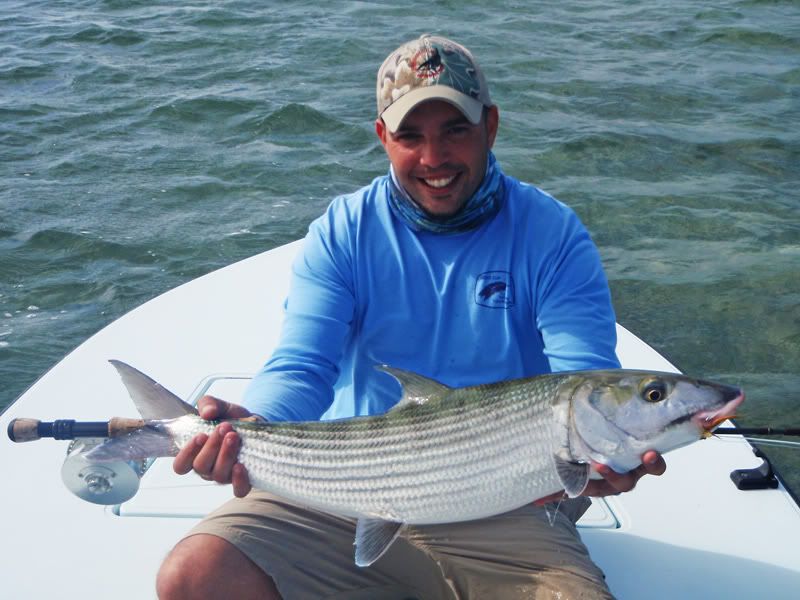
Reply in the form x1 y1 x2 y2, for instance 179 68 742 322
1 1 798 491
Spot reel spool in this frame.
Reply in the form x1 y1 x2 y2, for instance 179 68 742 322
61 438 147 505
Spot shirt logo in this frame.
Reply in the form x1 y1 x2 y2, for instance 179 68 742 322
475 271 515 309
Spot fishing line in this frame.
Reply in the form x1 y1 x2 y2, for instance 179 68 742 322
716 436 800 450
713 426 800 450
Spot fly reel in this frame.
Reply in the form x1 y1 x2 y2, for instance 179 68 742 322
61 438 147 505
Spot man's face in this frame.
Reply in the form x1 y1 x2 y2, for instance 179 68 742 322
376 100 499 218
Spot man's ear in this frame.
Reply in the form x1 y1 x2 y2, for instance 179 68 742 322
375 118 389 147
486 105 499 149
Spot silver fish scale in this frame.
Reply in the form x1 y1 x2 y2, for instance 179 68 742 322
189 374 573 524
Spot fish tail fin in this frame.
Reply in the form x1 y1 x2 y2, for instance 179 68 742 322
109 360 198 420
85 423 180 462
83 360 195 462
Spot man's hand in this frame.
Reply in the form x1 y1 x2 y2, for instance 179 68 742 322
172 395 256 498
535 450 667 505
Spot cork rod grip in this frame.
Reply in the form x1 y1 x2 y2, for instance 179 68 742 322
7 418 42 442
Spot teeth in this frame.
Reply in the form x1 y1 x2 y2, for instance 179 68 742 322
424 175 455 188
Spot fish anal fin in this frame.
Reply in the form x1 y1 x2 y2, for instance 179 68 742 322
553 453 591 498
376 365 451 411
354 518 404 567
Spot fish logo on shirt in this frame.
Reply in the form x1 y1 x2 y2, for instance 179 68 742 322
475 271 515 309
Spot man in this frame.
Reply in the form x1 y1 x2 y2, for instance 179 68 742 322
157 35 665 599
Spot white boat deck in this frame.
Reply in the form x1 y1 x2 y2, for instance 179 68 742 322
2 240 798 599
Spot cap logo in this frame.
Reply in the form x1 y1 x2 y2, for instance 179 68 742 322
377 35 492 129
411 47 444 80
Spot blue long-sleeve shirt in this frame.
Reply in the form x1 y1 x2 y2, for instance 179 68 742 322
242 169 620 422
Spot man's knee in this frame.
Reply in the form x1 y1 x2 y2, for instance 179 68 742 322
157 535 212 599
156 534 280 600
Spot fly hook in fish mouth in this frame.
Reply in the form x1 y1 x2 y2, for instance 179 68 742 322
695 392 745 436
705 413 736 429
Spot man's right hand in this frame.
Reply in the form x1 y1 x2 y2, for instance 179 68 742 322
172 395 256 498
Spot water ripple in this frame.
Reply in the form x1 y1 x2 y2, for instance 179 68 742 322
1 0 798 486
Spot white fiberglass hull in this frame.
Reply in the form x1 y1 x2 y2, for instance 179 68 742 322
1 240 798 599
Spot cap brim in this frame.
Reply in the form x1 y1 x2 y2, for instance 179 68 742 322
380 86 484 133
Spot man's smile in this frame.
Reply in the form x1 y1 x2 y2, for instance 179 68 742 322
419 172 459 191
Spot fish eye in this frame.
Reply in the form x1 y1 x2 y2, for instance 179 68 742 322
641 379 668 403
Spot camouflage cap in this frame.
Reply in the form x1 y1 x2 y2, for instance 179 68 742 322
377 34 492 132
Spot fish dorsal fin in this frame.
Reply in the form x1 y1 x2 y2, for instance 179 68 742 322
376 365 451 411
354 518 404 567
552 452 591 498
109 360 198 420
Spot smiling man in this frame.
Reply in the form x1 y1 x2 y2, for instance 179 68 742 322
156 35 665 600
376 38 499 224
377 100 497 218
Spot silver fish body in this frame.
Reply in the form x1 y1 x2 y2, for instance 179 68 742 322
168 375 566 525
90 362 744 566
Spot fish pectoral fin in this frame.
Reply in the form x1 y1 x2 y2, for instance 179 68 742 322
376 365 451 410
553 453 591 498
354 518 404 567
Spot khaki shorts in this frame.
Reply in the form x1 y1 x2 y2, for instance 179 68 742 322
188 491 613 600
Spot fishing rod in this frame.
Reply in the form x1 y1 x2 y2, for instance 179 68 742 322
713 427 800 437
12 418 800 453
11 420 800 443
7 417 145 443
9 418 800 503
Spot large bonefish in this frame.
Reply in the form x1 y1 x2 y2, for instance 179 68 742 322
81 361 742 566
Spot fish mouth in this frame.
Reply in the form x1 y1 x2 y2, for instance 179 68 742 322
693 390 745 433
